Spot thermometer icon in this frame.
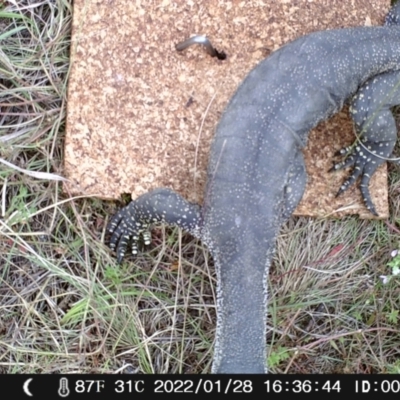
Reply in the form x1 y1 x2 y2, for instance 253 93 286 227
58 377 70 397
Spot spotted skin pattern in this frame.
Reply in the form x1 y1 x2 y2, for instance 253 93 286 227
108 188 202 262
108 4 400 374
332 3 400 216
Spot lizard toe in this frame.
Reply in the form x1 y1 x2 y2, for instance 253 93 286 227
334 145 353 158
330 153 356 172
335 164 362 196
108 202 148 262
335 140 388 214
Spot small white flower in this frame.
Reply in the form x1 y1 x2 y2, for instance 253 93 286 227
391 249 399 258
380 275 390 285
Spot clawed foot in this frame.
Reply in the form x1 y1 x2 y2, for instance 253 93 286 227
107 202 152 263
329 140 392 216
107 188 202 263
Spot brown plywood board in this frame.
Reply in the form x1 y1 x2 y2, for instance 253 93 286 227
65 0 390 219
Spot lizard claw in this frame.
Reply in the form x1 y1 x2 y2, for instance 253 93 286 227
107 202 151 262
330 141 387 216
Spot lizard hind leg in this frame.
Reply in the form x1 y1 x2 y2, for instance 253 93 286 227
107 188 202 263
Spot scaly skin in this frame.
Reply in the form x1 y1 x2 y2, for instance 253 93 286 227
331 70 400 215
108 5 400 373
332 2 400 216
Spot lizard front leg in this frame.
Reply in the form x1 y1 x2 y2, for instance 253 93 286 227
331 71 400 216
331 136 395 216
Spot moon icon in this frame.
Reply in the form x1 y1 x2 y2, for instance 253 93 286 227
23 379 33 397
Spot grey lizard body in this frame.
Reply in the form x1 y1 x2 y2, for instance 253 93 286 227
108 4 400 373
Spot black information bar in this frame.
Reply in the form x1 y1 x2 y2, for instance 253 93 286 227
7 374 400 398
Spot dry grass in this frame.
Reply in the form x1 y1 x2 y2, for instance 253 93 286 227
1 1 400 374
